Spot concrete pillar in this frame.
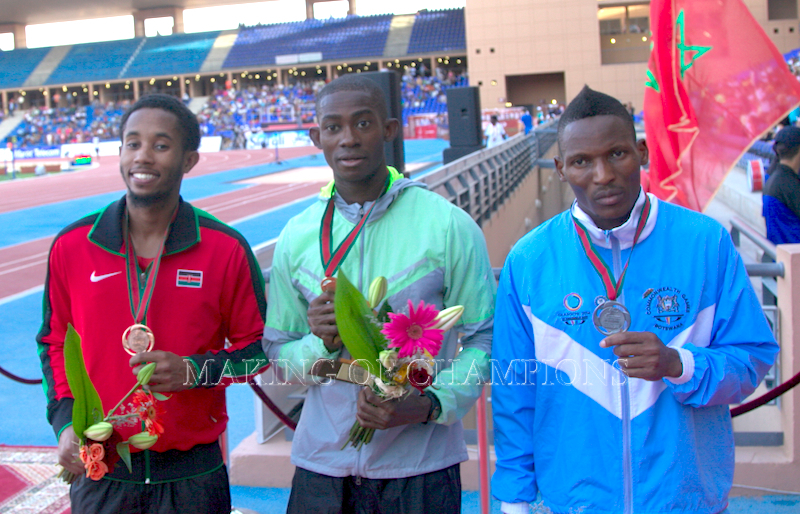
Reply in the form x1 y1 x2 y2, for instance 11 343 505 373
133 7 184 36
0 24 27 49
777 245 800 462
44 89 51 109
348 0 356 15
179 75 186 99
88 84 95 104
306 0 314 20
326 64 332 80
133 81 140 101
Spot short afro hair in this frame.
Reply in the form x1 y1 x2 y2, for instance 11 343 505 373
119 93 201 152
315 74 389 121
557 86 635 153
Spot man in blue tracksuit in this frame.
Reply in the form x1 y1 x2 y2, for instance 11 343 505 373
491 86 778 514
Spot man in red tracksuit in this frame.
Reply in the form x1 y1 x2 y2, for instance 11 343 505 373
37 94 268 513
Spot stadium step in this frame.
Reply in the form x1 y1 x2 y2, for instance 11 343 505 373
23 45 71 88
188 95 209 114
383 14 416 57
0 111 26 143
200 29 239 73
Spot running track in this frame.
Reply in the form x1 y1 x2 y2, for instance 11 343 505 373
0 147 326 300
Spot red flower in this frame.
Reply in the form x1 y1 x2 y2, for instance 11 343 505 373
86 460 108 481
145 417 164 436
130 389 165 435
408 366 433 393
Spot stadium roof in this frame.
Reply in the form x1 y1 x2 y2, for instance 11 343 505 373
0 0 272 26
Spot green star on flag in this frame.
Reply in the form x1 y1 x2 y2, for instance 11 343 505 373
676 10 712 78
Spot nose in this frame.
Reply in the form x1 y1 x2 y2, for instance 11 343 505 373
133 145 154 164
593 158 615 185
339 125 360 147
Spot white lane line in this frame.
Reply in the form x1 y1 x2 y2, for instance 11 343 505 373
0 285 44 306
0 251 49 270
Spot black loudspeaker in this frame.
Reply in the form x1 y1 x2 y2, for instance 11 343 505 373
361 71 405 173
446 87 483 147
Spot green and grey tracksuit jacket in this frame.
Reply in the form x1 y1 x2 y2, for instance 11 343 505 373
263 168 496 479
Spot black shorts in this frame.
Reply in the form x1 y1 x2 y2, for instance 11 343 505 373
69 442 231 514
286 464 461 514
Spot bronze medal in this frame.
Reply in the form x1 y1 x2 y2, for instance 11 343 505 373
122 324 155 355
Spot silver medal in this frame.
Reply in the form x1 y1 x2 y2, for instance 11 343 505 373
592 300 631 335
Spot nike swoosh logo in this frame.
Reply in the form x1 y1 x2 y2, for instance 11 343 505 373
90 271 122 283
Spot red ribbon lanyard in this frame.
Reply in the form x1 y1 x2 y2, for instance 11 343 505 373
571 196 651 301
124 208 175 324
319 176 390 278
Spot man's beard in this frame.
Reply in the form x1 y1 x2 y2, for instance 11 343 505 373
127 189 172 207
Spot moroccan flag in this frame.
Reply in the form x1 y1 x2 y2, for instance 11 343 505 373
644 0 800 211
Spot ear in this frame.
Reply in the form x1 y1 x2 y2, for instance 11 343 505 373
183 151 200 175
554 156 567 182
637 139 649 167
309 127 322 149
383 118 400 142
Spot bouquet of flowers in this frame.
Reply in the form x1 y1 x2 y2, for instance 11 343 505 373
59 324 169 483
331 271 463 449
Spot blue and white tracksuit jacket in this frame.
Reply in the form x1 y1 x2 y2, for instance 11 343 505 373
491 191 779 514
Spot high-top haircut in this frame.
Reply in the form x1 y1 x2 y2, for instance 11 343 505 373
315 74 389 121
119 93 201 152
557 85 636 154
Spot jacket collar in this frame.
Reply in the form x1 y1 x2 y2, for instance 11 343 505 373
571 188 659 249
88 196 200 256
321 166 427 225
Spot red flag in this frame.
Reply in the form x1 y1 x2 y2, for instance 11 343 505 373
644 0 800 211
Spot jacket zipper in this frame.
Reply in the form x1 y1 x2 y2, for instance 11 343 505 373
354 204 366 482
610 234 633 514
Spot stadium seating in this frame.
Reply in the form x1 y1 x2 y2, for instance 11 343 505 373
224 14 393 69
0 48 51 89
407 9 466 54
47 39 144 85
123 31 220 78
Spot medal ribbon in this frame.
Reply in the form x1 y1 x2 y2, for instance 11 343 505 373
319 176 390 277
572 196 651 301
124 208 175 324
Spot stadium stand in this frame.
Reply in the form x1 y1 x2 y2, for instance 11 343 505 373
122 31 221 78
223 14 393 69
407 8 466 54
0 48 51 89
4 101 128 147
46 39 144 85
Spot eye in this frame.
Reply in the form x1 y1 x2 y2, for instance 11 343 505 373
126 141 140 149
611 149 626 158
573 157 586 166
357 120 370 129
155 144 169 151
325 124 339 132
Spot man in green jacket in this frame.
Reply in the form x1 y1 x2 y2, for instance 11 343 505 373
263 74 496 513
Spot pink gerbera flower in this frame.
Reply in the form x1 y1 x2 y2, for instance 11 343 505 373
381 300 443 358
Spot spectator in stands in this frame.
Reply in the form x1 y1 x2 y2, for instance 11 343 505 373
484 114 507 147
491 85 778 514
763 126 800 243
39 94 269 514
263 74 496 514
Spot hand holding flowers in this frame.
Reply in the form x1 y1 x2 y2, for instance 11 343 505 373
58 324 170 484
331 272 464 449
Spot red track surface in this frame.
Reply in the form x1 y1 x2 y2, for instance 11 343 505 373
0 147 327 300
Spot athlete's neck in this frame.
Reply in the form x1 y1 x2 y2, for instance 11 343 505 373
126 195 178 257
335 166 390 205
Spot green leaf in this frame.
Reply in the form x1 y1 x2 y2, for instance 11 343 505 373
334 271 387 378
64 324 104 441
151 392 171 401
116 442 132 473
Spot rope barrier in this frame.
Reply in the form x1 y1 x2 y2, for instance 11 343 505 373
731 370 800 417
0 365 43 385
248 368 297 430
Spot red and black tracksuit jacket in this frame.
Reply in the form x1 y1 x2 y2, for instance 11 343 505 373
37 196 268 458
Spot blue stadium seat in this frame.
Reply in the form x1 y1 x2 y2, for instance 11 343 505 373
0 48 51 89
407 9 466 54
122 32 220 78
47 39 144 84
